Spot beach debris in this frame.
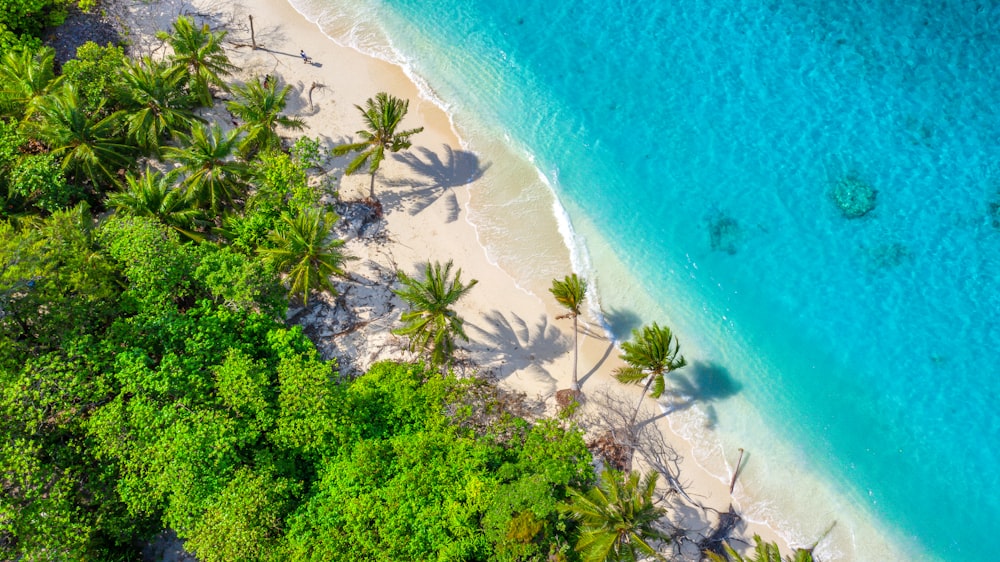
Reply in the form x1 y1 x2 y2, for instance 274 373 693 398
728 448 745 494
248 14 257 49
831 174 877 218
308 81 324 109
588 430 633 472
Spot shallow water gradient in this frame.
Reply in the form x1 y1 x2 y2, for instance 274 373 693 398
289 0 1000 559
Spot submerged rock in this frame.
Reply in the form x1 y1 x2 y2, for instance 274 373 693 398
831 175 877 218
865 241 910 270
707 212 741 255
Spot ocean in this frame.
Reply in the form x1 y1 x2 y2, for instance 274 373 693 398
286 0 1000 559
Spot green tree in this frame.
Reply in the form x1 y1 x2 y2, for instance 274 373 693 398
561 469 670 562
184 467 300 562
22 84 132 188
612 322 687 426
706 535 815 562
163 123 249 213
0 45 62 120
0 203 117 353
257 208 349 306
550 273 588 391
191 244 286 319
107 169 206 241
60 41 129 116
332 92 423 201
120 56 199 153
227 78 304 156
393 260 477 371
97 214 194 314
0 0 93 51
7 152 77 213
158 15 236 106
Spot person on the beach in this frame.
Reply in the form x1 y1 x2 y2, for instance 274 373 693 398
300 50 309 64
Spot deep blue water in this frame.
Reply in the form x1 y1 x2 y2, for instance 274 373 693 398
293 0 1000 559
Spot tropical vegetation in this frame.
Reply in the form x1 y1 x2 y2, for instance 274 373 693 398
551 273 588 390
613 322 688 425
560 469 670 562
332 91 424 201
393 259 478 371
258 208 350 305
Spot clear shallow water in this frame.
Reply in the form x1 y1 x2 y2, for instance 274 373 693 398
288 0 1000 559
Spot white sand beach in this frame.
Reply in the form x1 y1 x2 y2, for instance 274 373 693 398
125 0 794 557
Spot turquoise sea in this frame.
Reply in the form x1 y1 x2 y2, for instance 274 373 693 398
288 0 1000 559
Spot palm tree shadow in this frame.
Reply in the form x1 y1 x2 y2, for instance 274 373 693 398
577 340 616 388
601 307 644 340
662 361 742 414
465 309 569 385
380 146 490 222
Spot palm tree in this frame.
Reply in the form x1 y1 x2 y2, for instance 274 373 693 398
561 469 670 562
613 322 687 426
393 260 477 371
706 535 815 562
226 78 304 156
0 46 63 120
107 169 206 241
332 92 424 201
120 56 200 154
163 124 249 213
551 273 588 391
22 84 132 188
158 15 236 106
257 208 349 305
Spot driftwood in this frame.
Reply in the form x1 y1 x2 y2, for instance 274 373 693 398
729 447 745 494
308 82 324 109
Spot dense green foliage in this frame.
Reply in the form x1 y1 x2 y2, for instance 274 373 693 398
0 213 593 558
60 42 130 115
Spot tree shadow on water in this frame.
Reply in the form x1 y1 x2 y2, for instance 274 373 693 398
380 146 490 222
600 307 644 341
665 361 742 415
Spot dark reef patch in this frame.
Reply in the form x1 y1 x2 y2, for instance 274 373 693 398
706 211 742 255
862 240 911 271
831 174 877 219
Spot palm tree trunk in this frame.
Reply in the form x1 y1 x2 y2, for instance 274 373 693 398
369 171 376 200
629 375 656 427
571 315 580 390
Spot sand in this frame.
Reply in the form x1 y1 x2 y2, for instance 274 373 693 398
122 0 796 558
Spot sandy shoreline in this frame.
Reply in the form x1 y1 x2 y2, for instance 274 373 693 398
124 0 795 557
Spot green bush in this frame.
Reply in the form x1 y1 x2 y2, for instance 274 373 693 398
8 152 78 212
61 41 129 115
